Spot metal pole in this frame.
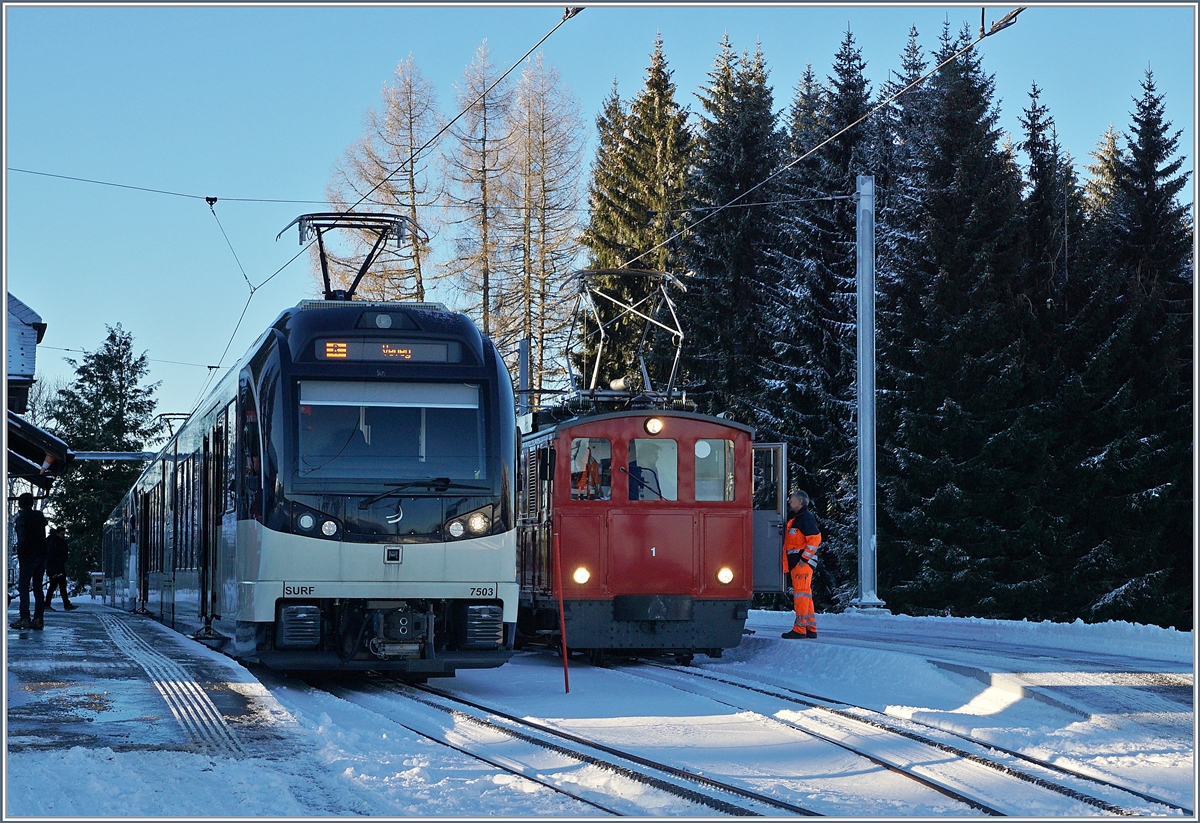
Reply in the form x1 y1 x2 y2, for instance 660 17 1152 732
853 175 887 610
553 532 570 693
517 338 531 416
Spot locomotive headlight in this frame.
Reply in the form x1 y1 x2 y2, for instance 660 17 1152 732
466 512 490 534
717 567 734 585
573 567 591 585
321 520 339 537
297 513 316 531
644 417 664 435
447 520 465 538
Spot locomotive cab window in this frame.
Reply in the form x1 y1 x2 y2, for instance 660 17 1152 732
570 438 611 500
297 381 485 481
695 439 735 501
628 439 677 501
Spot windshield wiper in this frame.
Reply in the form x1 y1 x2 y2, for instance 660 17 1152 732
358 478 491 509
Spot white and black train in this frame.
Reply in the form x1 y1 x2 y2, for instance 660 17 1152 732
102 299 518 677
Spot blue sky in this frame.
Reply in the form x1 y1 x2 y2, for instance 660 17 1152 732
4 3 1195 417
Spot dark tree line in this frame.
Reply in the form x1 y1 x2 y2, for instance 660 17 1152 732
581 26 1192 630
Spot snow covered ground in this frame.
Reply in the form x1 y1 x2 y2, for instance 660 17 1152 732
5 607 1194 817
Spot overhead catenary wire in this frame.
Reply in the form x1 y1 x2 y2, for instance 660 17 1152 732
618 7 1026 271
39 344 217 370
207 199 255 293
6 167 329 204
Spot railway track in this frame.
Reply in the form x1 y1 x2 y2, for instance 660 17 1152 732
311 677 822 816
300 678 621 815
623 659 1191 817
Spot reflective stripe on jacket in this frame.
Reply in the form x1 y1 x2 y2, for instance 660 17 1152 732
782 508 821 572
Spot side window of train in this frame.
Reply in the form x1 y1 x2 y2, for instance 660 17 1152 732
695 439 736 501
628 439 678 501
223 403 237 513
239 381 262 521
570 438 611 500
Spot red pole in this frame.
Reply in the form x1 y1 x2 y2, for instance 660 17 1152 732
553 531 570 693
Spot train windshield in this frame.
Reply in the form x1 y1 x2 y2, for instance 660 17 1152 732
296 380 487 481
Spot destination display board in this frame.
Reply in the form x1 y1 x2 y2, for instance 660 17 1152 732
314 339 462 363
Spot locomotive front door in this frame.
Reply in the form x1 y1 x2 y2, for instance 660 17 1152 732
608 511 695 595
751 443 787 593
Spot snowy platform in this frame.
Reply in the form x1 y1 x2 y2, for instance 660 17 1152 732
6 600 293 757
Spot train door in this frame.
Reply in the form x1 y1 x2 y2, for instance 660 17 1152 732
751 443 787 592
138 493 151 612
162 456 177 627
199 433 213 622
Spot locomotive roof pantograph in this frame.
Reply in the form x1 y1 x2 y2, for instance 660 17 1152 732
277 212 429 302
563 268 689 413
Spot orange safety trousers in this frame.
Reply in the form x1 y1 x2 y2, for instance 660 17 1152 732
790 564 816 635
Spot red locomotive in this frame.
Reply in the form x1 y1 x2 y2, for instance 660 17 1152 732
517 408 754 663
513 270 768 664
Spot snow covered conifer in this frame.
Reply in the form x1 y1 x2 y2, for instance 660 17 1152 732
876 23 1030 619
676 39 781 427
579 36 692 391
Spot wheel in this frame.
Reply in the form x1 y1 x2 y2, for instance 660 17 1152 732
587 649 605 666
674 653 693 667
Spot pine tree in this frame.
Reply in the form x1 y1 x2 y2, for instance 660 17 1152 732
874 26 936 597
876 24 1030 618
760 62 826 450
1011 83 1090 621
578 36 692 392
47 325 159 588
766 31 874 611
1055 71 1193 629
678 39 781 422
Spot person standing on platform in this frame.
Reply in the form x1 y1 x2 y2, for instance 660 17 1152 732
44 527 77 612
781 490 821 639
10 492 48 631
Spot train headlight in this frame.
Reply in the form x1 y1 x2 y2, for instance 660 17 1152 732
466 512 490 534
447 520 465 538
717 567 734 585
644 417 664 435
573 567 591 585
297 513 316 532
321 520 339 537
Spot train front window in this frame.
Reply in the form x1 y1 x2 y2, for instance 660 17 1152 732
695 439 735 501
296 381 486 481
628 438 678 501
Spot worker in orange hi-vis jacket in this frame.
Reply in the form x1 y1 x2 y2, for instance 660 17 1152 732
781 490 821 639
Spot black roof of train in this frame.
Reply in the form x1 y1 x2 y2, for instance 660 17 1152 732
268 300 487 363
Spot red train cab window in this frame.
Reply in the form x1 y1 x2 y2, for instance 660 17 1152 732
570 438 611 500
695 439 735 501
628 439 678 501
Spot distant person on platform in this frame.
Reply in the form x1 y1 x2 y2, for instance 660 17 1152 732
44 527 77 612
10 492 48 631
781 490 821 639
